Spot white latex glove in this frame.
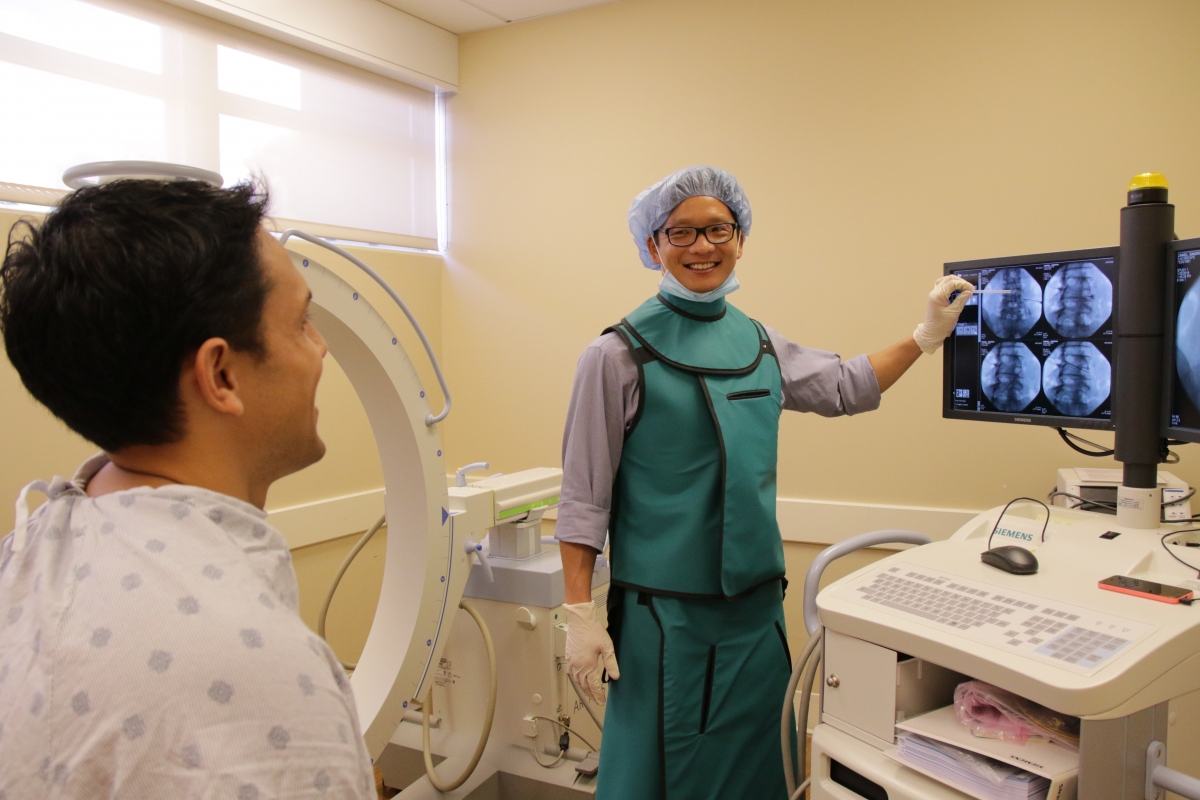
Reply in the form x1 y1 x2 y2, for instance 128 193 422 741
564 601 619 705
913 275 976 354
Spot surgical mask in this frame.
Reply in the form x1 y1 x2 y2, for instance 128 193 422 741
658 268 741 303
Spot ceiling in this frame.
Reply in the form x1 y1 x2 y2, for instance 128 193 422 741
377 0 618 34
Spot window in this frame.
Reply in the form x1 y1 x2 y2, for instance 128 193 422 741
0 0 439 249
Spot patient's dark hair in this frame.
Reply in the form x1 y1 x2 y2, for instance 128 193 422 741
0 179 270 452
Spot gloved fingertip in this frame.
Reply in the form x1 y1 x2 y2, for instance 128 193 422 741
603 653 620 680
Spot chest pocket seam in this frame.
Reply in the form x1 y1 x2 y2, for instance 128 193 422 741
726 389 772 401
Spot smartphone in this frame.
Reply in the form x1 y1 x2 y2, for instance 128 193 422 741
1098 575 1194 604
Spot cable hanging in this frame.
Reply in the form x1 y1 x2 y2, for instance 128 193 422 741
1056 428 1113 457
318 512 387 671
1160 529 1200 576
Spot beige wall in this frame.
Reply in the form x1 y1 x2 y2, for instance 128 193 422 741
444 0 1200 507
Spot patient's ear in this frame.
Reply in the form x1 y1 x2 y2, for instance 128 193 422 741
188 338 246 417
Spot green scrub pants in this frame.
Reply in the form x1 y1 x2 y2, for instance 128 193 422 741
596 581 794 800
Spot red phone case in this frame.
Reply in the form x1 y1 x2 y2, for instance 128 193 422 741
1098 581 1192 604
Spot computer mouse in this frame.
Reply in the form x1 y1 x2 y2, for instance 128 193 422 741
981 545 1039 575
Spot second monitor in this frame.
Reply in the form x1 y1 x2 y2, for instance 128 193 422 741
1166 237 1200 444
943 247 1118 430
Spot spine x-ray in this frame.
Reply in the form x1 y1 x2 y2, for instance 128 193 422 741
1044 262 1113 338
981 341 1041 412
982 268 1042 339
1043 341 1111 416
950 257 1115 422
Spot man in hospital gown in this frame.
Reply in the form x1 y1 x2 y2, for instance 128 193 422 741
0 180 376 798
555 166 973 799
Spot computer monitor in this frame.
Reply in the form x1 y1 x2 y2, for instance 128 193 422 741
943 247 1118 430
1166 238 1200 444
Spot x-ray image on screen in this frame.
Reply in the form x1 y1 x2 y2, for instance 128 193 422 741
1043 341 1111 416
1178 281 1200 411
1172 247 1200 439
1044 262 1113 338
945 248 1116 429
982 268 1042 339
981 341 1041 412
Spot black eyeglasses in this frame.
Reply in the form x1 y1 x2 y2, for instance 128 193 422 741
656 222 739 247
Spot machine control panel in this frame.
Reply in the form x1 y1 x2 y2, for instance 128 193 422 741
836 562 1159 676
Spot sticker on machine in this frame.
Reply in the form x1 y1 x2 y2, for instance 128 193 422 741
434 657 458 688
831 562 1159 676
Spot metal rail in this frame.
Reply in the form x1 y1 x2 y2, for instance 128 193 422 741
280 229 452 425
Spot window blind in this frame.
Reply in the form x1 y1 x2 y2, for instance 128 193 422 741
0 0 439 249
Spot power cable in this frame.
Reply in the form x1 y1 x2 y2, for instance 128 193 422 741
568 674 604 732
318 512 387 670
529 716 599 753
782 628 824 799
790 779 812 800
1046 490 1116 512
528 714 600 769
1056 428 1113 457
1048 488 1196 522
421 599 498 792
1160 529 1200 576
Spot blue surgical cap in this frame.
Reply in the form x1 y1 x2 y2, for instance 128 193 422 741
628 165 753 270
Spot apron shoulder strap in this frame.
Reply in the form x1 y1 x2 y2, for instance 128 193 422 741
752 319 778 358
602 322 653 439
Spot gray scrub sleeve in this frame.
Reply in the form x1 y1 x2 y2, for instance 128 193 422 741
762 323 882 416
554 326 882 552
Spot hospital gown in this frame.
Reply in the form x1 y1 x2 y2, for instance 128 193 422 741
0 453 375 799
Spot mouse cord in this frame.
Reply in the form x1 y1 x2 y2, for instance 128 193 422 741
987 497 1051 550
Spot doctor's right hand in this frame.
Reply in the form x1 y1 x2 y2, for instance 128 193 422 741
564 601 620 705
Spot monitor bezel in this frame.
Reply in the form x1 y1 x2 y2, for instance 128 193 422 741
1164 237 1200 445
942 246 1119 431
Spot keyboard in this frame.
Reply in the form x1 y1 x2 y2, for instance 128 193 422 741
837 563 1158 675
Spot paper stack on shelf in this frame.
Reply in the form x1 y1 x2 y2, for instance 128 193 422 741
885 706 1079 800
895 732 1049 800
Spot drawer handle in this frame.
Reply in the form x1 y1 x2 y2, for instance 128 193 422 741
826 675 840 688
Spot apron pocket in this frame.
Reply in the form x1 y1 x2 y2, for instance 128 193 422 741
775 621 792 670
699 645 716 734
726 388 771 401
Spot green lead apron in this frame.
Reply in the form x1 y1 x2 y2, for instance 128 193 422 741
607 294 786 598
597 584 792 800
596 294 794 800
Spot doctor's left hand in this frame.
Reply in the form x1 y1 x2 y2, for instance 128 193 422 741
564 601 620 705
913 275 975 354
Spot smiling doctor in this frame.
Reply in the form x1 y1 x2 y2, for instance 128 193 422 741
553 165 973 799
